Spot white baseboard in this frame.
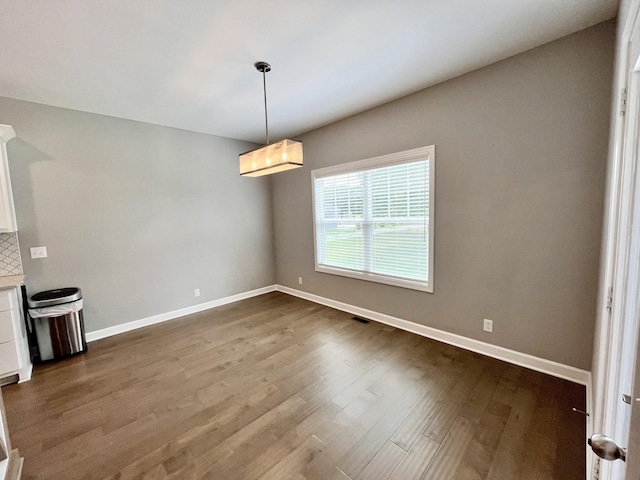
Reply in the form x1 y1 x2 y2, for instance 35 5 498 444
84 283 590 386
276 285 591 386
85 285 277 342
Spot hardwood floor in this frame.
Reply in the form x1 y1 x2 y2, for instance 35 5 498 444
1 292 586 479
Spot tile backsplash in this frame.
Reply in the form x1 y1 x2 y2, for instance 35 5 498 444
0 233 23 276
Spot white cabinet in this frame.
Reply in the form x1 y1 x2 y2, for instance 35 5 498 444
0 126 17 233
0 289 30 383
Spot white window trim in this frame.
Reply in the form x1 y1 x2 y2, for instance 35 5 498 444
311 145 435 293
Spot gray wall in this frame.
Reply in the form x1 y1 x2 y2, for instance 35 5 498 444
0 97 275 332
273 21 615 370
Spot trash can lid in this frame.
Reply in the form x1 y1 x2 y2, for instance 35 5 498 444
28 287 82 308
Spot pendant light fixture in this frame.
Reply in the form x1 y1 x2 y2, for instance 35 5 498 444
239 62 303 177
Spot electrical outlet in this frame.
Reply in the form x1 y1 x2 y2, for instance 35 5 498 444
194 288 200 297
298 277 303 285
483 319 493 333
30 246 47 259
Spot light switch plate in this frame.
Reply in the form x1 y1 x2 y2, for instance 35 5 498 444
30 246 47 259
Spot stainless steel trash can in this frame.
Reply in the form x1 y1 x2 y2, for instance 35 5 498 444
28 287 86 361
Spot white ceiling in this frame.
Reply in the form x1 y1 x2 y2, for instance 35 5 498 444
0 0 618 144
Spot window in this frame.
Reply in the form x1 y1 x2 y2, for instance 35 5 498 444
312 146 434 292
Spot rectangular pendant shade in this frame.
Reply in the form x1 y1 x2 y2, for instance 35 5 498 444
239 139 303 177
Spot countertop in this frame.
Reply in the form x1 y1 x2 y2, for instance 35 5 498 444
0 276 24 290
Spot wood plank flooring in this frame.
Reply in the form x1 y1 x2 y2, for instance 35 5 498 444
1 292 586 479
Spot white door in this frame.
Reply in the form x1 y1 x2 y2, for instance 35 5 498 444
592 3 640 479
626 331 640 478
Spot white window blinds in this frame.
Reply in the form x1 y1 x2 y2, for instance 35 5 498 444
312 146 434 292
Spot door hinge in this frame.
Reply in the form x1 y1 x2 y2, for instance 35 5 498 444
606 287 613 312
620 87 628 116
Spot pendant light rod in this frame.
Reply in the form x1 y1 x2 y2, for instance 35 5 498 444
255 61 271 145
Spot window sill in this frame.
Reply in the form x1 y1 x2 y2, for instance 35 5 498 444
315 265 433 293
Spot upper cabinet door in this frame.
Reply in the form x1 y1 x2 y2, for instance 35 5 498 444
0 126 17 233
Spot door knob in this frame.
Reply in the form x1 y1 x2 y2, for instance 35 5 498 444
588 434 626 461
